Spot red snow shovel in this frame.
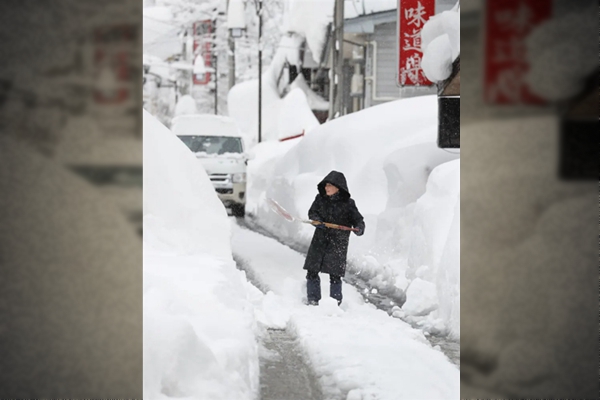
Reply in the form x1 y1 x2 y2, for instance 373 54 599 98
267 198 359 232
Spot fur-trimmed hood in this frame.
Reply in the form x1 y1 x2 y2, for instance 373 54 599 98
317 170 350 199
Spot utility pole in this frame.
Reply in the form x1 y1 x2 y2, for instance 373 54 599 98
228 36 236 90
214 51 218 114
257 0 263 142
180 31 189 98
328 0 344 120
226 0 236 90
213 16 218 115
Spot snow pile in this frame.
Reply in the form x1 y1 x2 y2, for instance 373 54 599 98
277 88 320 139
227 37 321 144
421 3 460 82
174 95 198 117
143 110 260 399
525 4 597 101
284 0 334 64
143 110 231 256
245 95 460 337
290 74 329 111
404 159 459 335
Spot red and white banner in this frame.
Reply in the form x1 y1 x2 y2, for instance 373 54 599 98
398 0 434 86
193 20 213 85
93 24 136 104
484 0 551 104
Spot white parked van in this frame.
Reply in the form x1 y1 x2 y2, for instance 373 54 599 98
171 114 250 216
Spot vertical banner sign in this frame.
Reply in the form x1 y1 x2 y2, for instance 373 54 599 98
484 0 551 104
398 0 434 86
93 25 136 104
193 20 213 85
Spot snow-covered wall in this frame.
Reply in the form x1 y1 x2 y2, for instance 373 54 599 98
143 110 260 399
245 96 460 337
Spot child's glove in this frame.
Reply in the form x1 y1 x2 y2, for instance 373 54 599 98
354 225 365 236
313 220 326 229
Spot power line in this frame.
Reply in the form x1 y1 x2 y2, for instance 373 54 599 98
143 14 181 29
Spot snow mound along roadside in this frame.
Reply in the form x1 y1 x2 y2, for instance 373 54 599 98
143 110 261 400
144 253 261 400
143 109 230 257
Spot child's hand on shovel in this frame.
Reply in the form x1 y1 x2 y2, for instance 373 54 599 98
311 220 327 229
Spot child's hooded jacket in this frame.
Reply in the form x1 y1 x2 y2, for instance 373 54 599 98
303 171 365 276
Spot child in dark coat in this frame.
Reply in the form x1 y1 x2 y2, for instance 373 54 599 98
303 171 365 305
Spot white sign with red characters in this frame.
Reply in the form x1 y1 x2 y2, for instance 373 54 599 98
398 0 435 86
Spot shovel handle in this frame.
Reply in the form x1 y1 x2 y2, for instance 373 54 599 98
311 220 359 232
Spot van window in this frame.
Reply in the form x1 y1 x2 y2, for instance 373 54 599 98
177 135 243 155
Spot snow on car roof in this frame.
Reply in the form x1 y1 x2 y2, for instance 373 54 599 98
171 114 242 138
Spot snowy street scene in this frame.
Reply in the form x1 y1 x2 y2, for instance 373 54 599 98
143 0 460 398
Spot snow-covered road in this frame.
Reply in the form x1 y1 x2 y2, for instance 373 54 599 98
231 218 459 400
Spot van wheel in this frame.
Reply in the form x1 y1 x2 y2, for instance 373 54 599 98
232 204 245 217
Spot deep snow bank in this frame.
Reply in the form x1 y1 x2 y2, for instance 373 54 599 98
143 110 230 257
246 96 460 338
227 34 322 145
143 110 259 399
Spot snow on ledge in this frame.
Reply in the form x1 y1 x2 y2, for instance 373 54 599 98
421 3 459 83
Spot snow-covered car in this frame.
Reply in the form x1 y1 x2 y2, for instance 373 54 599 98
171 114 250 217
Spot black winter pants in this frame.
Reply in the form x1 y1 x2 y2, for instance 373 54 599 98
306 271 342 304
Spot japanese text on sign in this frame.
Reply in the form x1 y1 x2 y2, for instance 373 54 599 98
398 0 434 86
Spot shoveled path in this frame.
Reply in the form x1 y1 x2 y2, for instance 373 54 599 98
234 255 323 400
236 216 460 367
231 216 459 400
